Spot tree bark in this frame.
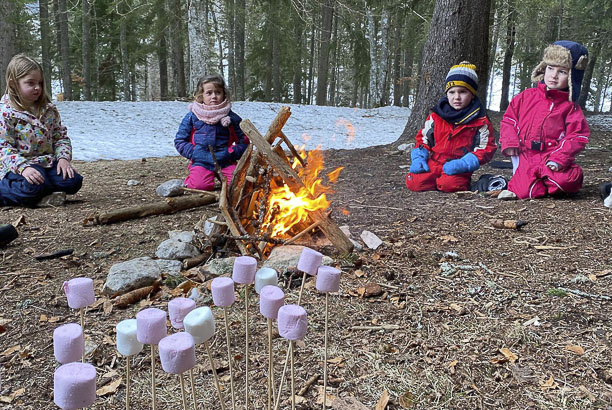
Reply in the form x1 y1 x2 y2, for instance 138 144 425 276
392 7 405 107
234 0 246 100
315 0 333 106
58 0 72 100
169 0 186 98
398 0 491 145
578 40 601 110
82 0 91 100
120 17 130 101
188 0 210 93
40 0 53 96
271 0 281 102
307 23 316 104
499 0 516 112
291 10 304 104
225 0 235 92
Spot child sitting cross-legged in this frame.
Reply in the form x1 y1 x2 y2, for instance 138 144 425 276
405 62 497 193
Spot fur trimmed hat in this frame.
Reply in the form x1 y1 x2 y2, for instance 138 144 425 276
531 40 588 102
445 62 478 95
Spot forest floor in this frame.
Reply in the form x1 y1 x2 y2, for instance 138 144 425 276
0 111 611 409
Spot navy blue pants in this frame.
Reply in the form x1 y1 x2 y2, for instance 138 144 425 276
0 162 83 206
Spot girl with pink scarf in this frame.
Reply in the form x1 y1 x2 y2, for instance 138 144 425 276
174 74 250 191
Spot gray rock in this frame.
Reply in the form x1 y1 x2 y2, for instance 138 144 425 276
397 143 415 152
156 179 185 197
168 231 195 243
202 257 236 276
360 230 383 250
127 179 142 186
609 166 612 172
155 238 201 260
155 259 183 275
103 257 162 296
263 245 333 274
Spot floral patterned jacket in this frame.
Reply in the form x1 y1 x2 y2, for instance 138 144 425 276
0 94 72 180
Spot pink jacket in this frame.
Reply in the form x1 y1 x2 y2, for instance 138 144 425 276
500 83 589 170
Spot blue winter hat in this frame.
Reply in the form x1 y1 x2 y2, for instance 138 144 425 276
531 40 588 102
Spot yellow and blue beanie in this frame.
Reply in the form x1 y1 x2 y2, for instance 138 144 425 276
445 62 478 95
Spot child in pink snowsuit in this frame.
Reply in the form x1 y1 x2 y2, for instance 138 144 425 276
499 41 589 199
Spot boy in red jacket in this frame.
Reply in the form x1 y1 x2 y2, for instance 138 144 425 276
405 62 497 193
499 41 589 199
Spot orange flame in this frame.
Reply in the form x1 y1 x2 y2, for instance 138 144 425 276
261 147 343 237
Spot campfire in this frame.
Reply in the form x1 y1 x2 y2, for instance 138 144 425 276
200 106 353 258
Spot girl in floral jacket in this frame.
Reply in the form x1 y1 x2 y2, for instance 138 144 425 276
0 54 82 206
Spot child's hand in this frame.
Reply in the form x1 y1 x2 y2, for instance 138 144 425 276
22 167 45 185
57 158 76 180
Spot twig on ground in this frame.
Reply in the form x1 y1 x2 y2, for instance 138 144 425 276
558 287 612 301
297 374 319 396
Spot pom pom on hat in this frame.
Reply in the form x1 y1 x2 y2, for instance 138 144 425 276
531 40 588 102
445 62 478 95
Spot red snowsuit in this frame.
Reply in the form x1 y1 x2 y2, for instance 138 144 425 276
405 112 497 192
500 83 589 199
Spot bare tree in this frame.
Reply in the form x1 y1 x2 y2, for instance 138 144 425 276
40 0 53 96
82 0 91 100
499 0 516 111
315 0 334 106
57 0 72 100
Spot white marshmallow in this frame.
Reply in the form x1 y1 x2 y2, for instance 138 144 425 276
184 307 215 345
116 319 143 357
255 267 278 294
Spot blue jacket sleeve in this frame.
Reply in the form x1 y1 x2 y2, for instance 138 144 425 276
229 111 250 160
174 113 195 159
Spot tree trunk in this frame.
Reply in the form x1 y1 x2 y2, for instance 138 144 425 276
365 6 378 108
499 0 516 112
58 0 72 100
398 0 491 144
40 0 53 96
392 7 405 107
271 0 281 102
328 13 339 105
486 4 499 107
292 10 303 104
379 9 391 107
82 0 91 100
188 0 210 93
120 18 130 101
307 23 316 104
315 0 333 106
225 0 235 92
0 0 16 94
158 35 169 101
211 6 225 77
169 0 186 98
578 40 601 110
234 0 246 100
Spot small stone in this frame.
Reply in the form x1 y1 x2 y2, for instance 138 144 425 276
397 143 415 152
127 179 142 186
156 179 185 197
363 282 383 297
360 230 382 250
498 190 517 200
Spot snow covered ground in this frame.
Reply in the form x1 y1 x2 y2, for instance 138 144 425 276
57 101 411 162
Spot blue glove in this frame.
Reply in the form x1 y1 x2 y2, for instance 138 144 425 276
443 152 480 175
409 147 430 174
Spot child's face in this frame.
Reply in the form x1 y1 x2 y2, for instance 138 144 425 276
446 86 474 110
544 65 569 90
202 83 224 105
17 70 43 105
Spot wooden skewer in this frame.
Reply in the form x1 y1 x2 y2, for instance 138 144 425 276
267 318 273 410
205 340 227 410
189 369 197 410
223 307 236 410
151 345 157 410
290 341 296 410
125 356 131 410
245 285 250 409
80 307 85 362
322 293 329 409
179 373 188 410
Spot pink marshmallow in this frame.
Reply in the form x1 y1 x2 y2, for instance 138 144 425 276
316 266 342 293
277 304 308 340
168 297 196 329
63 277 95 309
136 308 167 345
259 285 285 320
54 362 96 409
53 323 84 364
232 255 258 284
158 332 196 374
297 247 323 276
211 277 235 307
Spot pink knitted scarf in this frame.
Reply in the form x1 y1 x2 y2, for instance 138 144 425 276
189 98 232 126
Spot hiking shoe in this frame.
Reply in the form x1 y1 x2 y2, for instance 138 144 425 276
600 182 612 200
472 174 508 192
38 192 66 207
0 224 18 247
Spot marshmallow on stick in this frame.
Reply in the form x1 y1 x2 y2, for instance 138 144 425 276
136 308 167 410
297 247 323 276
184 307 226 410
54 362 97 409
159 333 196 410
255 267 278 294
316 266 342 410
211 277 236 409
63 278 95 309
116 319 143 410
259 285 285 410
277 305 308 410
168 297 196 330
53 323 84 364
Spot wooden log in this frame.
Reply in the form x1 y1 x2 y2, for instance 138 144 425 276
259 106 292 143
84 194 218 225
279 131 306 167
229 145 253 206
241 119 354 254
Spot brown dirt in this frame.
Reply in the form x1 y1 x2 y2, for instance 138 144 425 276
0 112 611 409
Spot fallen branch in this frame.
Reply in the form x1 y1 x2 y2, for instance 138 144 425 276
83 194 217 225
350 325 400 331
558 287 612 301
182 252 211 270
297 374 320 396
113 281 161 308
34 248 73 261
